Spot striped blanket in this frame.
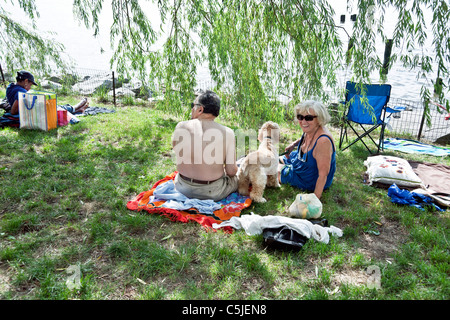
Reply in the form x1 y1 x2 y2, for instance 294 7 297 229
126 172 252 232
383 138 450 156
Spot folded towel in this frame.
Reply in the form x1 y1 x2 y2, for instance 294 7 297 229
153 180 222 214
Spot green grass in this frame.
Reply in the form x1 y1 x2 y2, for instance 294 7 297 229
0 92 449 300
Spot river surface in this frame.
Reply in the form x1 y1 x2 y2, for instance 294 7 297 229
3 0 447 102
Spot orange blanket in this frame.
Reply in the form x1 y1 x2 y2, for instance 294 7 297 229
126 172 252 232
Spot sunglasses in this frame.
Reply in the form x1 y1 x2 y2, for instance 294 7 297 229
296 114 317 121
191 103 202 108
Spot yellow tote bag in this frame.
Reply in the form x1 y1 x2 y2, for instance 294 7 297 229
19 90 57 131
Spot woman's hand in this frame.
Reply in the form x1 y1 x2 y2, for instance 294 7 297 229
284 139 301 159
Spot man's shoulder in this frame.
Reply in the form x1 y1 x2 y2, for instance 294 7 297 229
222 124 235 136
210 121 233 131
175 119 234 135
175 118 195 129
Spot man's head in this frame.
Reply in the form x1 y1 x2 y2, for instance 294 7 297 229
191 90 220 119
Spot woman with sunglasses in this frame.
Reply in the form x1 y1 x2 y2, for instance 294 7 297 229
278 100 336 199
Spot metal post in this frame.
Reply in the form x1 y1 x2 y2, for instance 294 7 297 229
434 77 443 96
381 39 393 75
417 102 427 141
0 63 6 88
112 71 116 107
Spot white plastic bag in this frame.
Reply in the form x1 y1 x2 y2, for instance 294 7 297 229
288 193 322 219
212 213 343 244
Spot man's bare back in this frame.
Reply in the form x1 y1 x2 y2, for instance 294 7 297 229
173 118 237 181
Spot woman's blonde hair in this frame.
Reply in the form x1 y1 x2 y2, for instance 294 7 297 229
294 100 331 126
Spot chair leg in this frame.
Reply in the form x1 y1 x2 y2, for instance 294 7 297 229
339 117 386 154
339 123 346 150
378 124 386 153
348 125 373 153
344 123 385 154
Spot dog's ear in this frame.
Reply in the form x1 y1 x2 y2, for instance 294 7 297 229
259 121 280 141
258 127 264 141
260 124 270 139
268 122 280 142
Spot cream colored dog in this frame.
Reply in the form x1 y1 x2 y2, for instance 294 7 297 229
237 121 281 203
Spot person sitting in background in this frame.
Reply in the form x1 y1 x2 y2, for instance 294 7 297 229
6 70 36 115
6 70 89 116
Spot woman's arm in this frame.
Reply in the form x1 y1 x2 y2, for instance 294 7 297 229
11 100 19 115
313 136 333 199
284 137 302 159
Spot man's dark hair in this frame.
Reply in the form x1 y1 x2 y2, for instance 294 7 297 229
198 90 220 117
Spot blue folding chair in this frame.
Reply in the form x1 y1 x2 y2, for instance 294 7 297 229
339 81 392 154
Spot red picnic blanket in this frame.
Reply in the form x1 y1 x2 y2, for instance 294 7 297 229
126 172 252 232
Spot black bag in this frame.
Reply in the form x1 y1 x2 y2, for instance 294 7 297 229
262 225 308 251
0 98 11 112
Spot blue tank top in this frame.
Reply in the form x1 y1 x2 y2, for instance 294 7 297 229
281 134 336 191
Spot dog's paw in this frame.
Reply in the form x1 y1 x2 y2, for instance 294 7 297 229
238 187 250 196
252 197 267 203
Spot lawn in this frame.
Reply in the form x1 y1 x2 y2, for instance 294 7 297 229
0 93 448 302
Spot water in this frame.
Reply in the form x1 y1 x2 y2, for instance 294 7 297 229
4 0 115 70
3 0 446 102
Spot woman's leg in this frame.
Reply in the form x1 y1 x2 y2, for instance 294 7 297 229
73 98 89 113
277 163 285 183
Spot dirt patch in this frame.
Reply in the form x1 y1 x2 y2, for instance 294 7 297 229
0 263 11 296
332 267 372 288
81 201 103 216
357 216 407 261
0 276 10 295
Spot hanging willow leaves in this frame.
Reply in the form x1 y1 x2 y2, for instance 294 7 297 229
1 0 449 127
0 0 70 79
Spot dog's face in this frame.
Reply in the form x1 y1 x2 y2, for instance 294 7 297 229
258 121 280 143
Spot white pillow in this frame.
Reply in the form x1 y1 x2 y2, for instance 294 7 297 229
364 155 424 187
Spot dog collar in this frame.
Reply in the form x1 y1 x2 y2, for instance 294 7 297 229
264 136 272 139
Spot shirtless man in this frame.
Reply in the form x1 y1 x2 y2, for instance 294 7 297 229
172 90 238 201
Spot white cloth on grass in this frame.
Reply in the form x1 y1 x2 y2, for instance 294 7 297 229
213 213 343 244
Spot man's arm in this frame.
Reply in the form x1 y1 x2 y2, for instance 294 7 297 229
224 128 238 177
225 163 238 177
